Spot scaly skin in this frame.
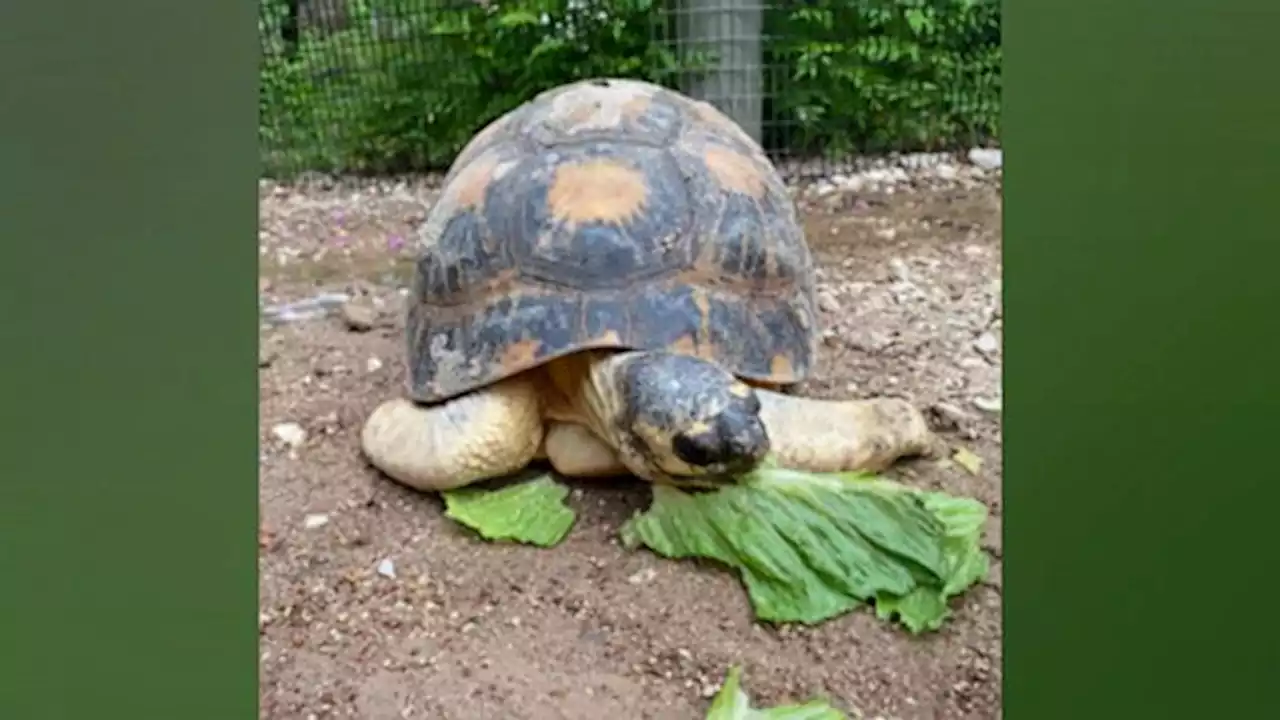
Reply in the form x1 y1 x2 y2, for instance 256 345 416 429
360 350 934 492
360 376 544 491
755 391 934 473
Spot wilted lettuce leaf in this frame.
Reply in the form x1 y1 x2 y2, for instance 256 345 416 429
705 666 847 720
441 474 576 547
620 467 989 632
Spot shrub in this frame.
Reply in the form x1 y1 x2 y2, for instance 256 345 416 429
260 0 695 175
766 0 1001 157
258 0 1001 177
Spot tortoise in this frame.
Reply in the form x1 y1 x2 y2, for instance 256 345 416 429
361 78 933 491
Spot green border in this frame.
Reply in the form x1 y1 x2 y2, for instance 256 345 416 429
1 2 259 717
1005 0 1278 717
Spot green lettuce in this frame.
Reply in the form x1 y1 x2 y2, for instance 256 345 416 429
705 666 847 719
620 467 990 632
441 474 576 547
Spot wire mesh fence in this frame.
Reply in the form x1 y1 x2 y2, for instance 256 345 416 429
259 0 1000 179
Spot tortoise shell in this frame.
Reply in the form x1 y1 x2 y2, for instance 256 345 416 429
407 78 817 403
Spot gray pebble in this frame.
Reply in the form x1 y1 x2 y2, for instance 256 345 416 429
968 148 1003 170
974 332 1000 355
973 396 1003 414
817 290 842 313
341 301 378 332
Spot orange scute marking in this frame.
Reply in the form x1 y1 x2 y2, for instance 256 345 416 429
703 146 767 198
669 335 697 355
592 330 623 345
448 153 503 209
499 339 543 371
621 94 652 121
769 353 795 379
547 160 648 224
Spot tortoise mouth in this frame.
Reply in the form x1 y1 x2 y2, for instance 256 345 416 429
652 471 746 491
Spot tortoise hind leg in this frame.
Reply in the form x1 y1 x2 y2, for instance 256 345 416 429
361 377 544 491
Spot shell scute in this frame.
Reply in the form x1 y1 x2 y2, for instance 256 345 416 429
406 78 816 403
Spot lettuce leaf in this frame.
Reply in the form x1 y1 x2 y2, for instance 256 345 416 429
442 474 576 547
705 666 847 720
620 467 989 632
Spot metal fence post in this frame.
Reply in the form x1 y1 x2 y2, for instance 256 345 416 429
676 0 764 144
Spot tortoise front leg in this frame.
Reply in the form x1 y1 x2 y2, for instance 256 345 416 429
756 390 934 473
361 377 544 491
542 422 630 478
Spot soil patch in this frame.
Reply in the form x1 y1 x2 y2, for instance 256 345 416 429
259 180 1003 720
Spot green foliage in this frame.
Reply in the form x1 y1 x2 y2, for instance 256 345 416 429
767 0 1001 157
259 0 693 175
258 0 1001 177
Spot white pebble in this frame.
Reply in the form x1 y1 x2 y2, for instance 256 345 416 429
376 558 397 579
627 567 657 585
973 396 1003 414
366 357 384 373
968 147 1003 170
974 332 1000 355
271 422 307 448
887 257 912 282
816 290 841 313
303 513 329 529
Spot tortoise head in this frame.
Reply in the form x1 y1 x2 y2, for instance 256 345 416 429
614 352 770 484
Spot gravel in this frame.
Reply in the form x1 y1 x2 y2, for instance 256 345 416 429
257 148 1005 720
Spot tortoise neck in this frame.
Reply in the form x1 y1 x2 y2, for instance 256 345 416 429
545 351 636 449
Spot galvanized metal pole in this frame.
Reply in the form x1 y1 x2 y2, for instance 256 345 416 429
676 0 764 144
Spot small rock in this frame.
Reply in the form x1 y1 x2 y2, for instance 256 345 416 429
366 357 384 373
934 163 959 181
929 401 974 431
813 181 837 197
862 168 895 185
376 558 397 579
816 290 841 313
953 447 984 476
973 395 1003 414
887 257 912 282
835 175 866 192
303 513 330 529
968 147 1003 170
271 422 307 448
627 567 657 585
341 301 378 332
848 330 893 354
973 332 1000 355
315 411 340 432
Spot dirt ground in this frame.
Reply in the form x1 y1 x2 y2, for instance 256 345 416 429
258 170 1003 720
